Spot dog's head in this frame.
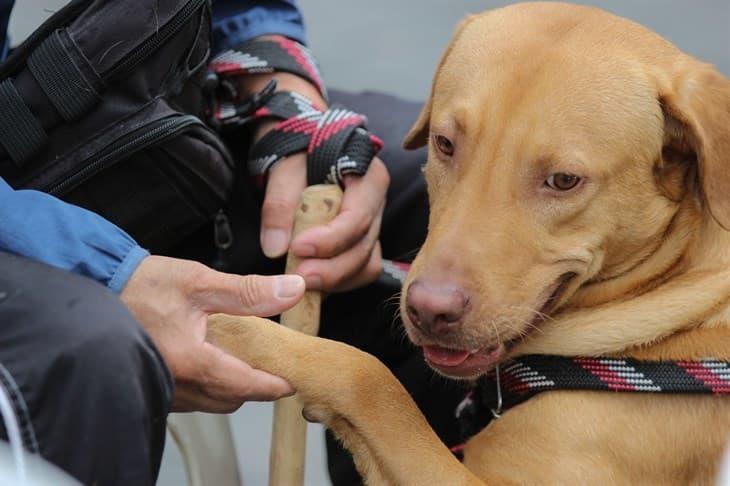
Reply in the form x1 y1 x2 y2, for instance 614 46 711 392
400 2 730 379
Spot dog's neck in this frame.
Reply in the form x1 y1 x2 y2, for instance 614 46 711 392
512 200 730 359
573 199 699 308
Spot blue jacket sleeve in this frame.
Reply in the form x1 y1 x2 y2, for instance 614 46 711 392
0 178 148 293
212 0 306 54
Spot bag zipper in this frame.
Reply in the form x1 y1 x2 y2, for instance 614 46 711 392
47 114 203 196
104 0 207 80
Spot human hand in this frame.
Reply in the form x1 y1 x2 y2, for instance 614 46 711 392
120 255 305 413
239 72 391 292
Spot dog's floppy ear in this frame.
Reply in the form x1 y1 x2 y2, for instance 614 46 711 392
403 16 476 150
659 60 730 230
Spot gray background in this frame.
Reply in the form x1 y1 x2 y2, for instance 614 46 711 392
8 1 730 485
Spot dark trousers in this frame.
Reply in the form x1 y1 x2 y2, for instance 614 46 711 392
0 251 173 485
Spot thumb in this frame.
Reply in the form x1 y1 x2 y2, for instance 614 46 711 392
194 270 305 316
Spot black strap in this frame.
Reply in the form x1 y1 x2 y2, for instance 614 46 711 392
454 354 730 447
28 30 101 122
210 35 327 100
238 91 382 186
0 80 48 165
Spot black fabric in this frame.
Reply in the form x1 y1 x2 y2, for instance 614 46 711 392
0 79 47 164
0 0 234 253
27 29 101 122
0 251 174 485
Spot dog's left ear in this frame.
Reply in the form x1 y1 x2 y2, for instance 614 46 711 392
403 15 477 150
659 61 730 230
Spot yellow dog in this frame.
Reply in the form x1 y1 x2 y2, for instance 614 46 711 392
210 3 730 484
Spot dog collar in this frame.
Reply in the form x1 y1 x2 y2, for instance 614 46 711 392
451 355 730 457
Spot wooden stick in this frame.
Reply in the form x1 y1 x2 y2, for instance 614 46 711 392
269 184 343 486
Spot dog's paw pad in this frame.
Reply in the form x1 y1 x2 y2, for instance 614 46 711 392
302 405 330 424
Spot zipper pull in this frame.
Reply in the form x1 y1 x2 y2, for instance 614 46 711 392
214 209 233 250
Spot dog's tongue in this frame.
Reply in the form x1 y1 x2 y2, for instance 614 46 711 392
422 345 471 367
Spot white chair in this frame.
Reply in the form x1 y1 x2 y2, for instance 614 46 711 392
167 413 242 486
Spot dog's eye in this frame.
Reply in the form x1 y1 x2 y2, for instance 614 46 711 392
432 135 454 156
545 173 581 191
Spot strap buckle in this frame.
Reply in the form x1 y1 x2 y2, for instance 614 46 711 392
225 79 278 129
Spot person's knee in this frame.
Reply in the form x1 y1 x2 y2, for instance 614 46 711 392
0 257 174 479
26 270 174 416
65 291 173 412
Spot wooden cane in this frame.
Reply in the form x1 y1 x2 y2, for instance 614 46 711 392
269 184 343 486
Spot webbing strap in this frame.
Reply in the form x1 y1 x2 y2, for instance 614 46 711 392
210 35 327 100
453 354 730 450
238 91 382 186
28 30 100 122
0 80 48 165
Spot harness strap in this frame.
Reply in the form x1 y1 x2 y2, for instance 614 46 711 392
0 80 48 165
216 87 382 186
453 354 730 454
210 35 327 100
209 36 380 186
486 355 730 402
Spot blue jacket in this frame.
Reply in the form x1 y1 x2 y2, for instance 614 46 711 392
0 1 306 292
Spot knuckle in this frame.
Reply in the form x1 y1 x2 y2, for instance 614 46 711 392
371 158 390 187
262 196 296 222
237 275 266 309
364 254 382 280
188 262 214 293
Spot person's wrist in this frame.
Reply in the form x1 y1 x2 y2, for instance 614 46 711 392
235 71 327 142
109 246 149 294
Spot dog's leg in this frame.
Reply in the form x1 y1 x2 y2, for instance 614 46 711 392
207 314 485 486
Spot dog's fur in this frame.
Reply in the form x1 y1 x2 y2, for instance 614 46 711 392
208 3 730 484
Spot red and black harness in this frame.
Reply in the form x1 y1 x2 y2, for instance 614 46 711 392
208 36 382 187
450 352 730 458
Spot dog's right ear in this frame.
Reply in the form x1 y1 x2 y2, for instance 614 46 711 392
403 16 477 150
657 59 730 230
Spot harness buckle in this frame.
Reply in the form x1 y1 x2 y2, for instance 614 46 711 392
490 363 503 420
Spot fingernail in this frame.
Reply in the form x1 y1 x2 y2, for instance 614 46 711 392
304 275 322 290
295 244 316 258
262 229 289 258
275 275 305 299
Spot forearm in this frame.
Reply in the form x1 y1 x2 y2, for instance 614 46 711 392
0 178 147 293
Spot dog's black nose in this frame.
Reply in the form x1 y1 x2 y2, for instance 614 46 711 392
406 279 469 335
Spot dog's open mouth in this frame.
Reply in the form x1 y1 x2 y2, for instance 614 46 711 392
421 272 577 379
422 343 505 379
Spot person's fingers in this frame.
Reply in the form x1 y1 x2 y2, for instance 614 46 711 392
171 385 244 414
296 208 383 291
290 158 390 259
193 270 305 316
260 155 307 258
199 343 294 401
333 241 383 293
